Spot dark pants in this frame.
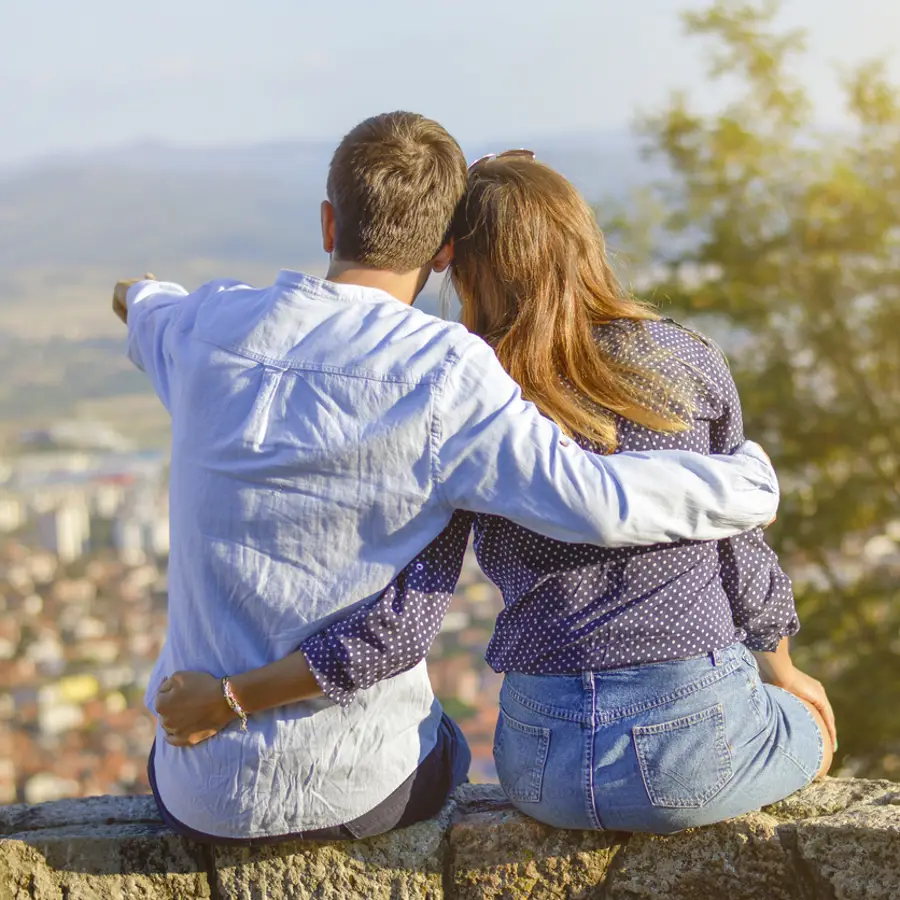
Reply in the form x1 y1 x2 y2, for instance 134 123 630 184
147 712 470 845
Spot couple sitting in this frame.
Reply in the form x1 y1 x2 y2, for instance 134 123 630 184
115 111 834 843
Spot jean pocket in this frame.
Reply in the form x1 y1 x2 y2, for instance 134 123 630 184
633 703 733 809
494 709 551 804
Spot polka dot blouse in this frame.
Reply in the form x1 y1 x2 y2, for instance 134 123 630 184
302 319 799 706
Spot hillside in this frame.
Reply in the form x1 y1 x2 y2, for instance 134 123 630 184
0 133 653 443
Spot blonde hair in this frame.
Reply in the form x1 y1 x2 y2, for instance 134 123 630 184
450 157 689 451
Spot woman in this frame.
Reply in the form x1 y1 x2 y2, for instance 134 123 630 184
157 153 834 834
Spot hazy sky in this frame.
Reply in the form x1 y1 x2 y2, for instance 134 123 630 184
2 0 898 165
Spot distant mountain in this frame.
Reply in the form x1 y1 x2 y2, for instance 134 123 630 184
3 130 651 187
45 139 339 179
0 132 656 277
0 166 325 275
0 133 661 434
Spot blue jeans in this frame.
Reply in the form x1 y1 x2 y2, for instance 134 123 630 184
493 643 824 834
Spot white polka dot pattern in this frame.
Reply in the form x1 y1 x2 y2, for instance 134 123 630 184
303 319 798 705
303 512 473 705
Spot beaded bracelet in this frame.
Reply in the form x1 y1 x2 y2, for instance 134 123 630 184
221 676 249 732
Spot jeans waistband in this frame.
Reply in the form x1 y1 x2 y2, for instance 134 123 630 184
505 644 745 725
577 645 737 689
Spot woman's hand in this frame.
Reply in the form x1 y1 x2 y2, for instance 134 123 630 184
154 652 323 747
772 667 837 753
753 638 836 753
154 672 235 747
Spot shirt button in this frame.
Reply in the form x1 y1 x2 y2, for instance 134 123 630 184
560 439 571 447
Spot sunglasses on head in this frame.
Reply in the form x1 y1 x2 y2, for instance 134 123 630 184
468 149 536 172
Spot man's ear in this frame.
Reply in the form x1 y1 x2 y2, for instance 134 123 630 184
321 200 335 255
431 240 454 273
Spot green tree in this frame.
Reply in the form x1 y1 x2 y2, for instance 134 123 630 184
613 0 900 775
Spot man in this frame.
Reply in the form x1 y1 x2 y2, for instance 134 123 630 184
116 111 778 843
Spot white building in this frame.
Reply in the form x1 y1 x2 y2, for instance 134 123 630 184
37 500 91 563
23 773 80 805
0 495 23 533
92 483 125 518
113 517 146 566
114 488 170 563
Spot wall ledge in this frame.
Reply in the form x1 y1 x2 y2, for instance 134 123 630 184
2 777 900 899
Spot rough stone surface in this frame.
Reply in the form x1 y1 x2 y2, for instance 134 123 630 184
0 778 898 900
0 824 212 900
604 812 798 900
213 806 451 900
0 795 160 836
790 802 900 900
449 786 621 899
764 777 900 821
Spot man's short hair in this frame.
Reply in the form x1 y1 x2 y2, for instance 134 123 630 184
326 112 467 272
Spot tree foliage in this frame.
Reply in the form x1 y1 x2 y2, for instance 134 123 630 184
615 0 900 775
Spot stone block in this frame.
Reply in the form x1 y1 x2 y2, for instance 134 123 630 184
0 823 211 900
0 794 160 836
1 779 899 899
764 777 899 821
789 802 900 900
448 787 621 899
213 810 450 899
603 812 797 900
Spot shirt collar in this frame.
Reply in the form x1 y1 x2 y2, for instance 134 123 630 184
276 269 407 308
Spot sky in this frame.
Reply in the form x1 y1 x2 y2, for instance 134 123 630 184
2 0 899 166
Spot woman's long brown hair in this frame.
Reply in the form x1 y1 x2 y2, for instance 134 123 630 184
450 157 690 452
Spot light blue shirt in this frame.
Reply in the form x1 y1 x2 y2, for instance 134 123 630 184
128 269 778 838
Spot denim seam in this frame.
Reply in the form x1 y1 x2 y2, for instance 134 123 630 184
596 660 741 722
505 658 740 724
775 745 818 785
633 728 655 811
748 681 767 728
742 652 767 728
583 672 603 830
504 682 588 723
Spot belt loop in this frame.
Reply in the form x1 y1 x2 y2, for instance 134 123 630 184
711 647 723 667
582 671 593 689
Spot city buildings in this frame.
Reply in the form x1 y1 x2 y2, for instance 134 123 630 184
5 429 895 804
0 435 506 803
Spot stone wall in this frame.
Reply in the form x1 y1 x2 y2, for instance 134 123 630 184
2 778 899 899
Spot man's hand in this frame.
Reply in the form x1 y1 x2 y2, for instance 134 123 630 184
112 273 155 324
155 671 235 747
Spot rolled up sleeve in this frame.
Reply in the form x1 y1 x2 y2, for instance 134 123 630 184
301 513 473 706
704 332 800 650
719 529 799 651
